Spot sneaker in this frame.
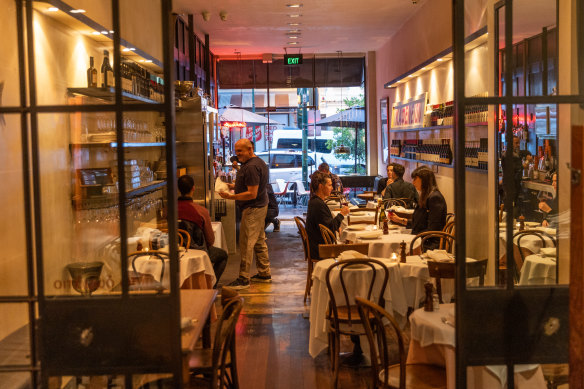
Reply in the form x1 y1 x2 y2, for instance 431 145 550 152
273 219 281 232
227 277 250 290
250 273 272 283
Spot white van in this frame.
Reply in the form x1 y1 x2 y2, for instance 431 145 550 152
256 150 316 183
271 129 354 174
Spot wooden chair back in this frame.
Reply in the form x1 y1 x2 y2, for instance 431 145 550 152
409 231 456 255
295 216 315 303
355 297 407 388
160 227 189 249
128 251 168 292
319 224 337 244
427 258 488 303
325 258 389 325
446 213 456 225
210 297 244 389
384 198 407 208
442 220 455 236
318 243 369 259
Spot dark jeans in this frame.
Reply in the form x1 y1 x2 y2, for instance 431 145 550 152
208 246 228 286
265 208 279 229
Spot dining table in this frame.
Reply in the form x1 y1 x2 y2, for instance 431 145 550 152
308 253 475 358
498 226 556 258
519 253 557 285
338 224 421 257
407 303 547 389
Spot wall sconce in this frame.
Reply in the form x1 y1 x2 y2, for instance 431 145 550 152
219 11 228 21
202 11 210 21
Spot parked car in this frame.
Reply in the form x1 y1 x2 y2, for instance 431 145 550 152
256 150 316 183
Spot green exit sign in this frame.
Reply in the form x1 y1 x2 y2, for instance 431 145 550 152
284 54 303 65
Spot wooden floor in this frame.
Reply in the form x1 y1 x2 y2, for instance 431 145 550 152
216 220 372 389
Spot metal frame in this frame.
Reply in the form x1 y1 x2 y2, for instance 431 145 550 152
454 0 572 388
0 0 182 385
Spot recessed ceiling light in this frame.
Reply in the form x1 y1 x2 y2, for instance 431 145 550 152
288 22 301 26
109 30 114 34
437 58 444 62
288 29 301 33
408 75 413 77
288 14 301 17
101 31 109 35
288 42 299 45
145 60 153 63
91 31 101 35
288 36 299 39
421 67 427 70
122 48 136 52
48 7 59 12
286 3 303 7
70 9 86 13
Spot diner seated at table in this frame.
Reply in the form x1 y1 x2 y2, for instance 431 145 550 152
178 175 228 286
540 173 558 227
306 171 350 259
376 163 394 196
382 162 419 208
389 167 447 250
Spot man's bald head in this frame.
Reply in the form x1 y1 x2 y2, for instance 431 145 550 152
234 138 255 163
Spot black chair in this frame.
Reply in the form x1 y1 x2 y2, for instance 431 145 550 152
409 231 456 255
427 258 488 304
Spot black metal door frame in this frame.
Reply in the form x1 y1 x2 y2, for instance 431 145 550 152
0 0 182 386
453 0 581 387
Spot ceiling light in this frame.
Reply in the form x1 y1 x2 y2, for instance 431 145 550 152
48 7 59 12
109 30 114 34
70 9 86 13
288 29 301 33
144 60 153 63
286 3 303 7
421 67 427 70
437 58 444 62
288 42 299 45
288 36 299 39
101 31 109 35
288 14 302 17
288 22 301 26
91 31 100 35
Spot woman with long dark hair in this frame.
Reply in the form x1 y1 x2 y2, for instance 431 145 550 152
389 167 447 248
305 171 350 259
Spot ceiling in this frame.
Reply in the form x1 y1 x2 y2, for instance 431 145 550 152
172 0 429 58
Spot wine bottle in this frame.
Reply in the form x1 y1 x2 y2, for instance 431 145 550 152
101 50 114 88
87 56 97 87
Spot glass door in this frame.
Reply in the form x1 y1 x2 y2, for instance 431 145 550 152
454 0 581 387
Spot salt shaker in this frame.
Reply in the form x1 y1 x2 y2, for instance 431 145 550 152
432 294 440 311
424 282 434 311
383 219 389 235
519 215 525 231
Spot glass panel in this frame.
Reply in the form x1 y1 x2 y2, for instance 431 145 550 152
512 0 557 97
120 0 165 105
496 103 577 287
0 372 34 389
0 304 31 366
496 4 506 98
49 375 126 388
39 113 121 297
0 114 28 296
0 1 21 106
32 1 116 106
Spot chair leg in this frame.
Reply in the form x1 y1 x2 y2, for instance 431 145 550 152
331 330 341 389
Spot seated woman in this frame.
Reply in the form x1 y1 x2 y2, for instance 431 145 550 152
389 167 447 250
306 171 350 259
540 173 558 227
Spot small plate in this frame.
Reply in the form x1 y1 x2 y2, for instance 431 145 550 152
525 221 540 227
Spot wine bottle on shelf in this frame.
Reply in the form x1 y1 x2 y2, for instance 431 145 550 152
87 56 97 88
101 50 114 88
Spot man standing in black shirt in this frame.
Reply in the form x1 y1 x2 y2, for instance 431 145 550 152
383 163 419 208
218 139 270 289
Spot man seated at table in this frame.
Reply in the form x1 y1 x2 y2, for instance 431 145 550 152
377 163 394 196
178 175 228 286
540 173 558 227
306 171 349 259
382 163 419 208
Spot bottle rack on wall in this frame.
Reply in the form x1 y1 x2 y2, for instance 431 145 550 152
72 180 167 210
68 87 158 104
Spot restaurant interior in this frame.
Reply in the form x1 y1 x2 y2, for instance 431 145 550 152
0 0 582 388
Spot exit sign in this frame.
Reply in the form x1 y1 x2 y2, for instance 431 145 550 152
284 54 303 65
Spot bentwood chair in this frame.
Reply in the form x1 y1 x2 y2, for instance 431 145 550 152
355 297 447 389
325 258 390 389
295 216 318 303
127 251 168 292
442 220 456 236
427 258 488 304
189 297 244 389
319 224 337 244
409 231 456 255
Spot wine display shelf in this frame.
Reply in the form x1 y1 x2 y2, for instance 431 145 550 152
68 87 158 104
73 180 167 210
390 122 488 133
390 156 488 173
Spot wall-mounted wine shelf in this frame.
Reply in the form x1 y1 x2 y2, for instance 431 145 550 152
389 156 488 173
68 87 158 104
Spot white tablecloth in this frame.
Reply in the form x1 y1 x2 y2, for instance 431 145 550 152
131 248 216 288
211 221 228 251
408 304 545 389
308 257 409 358
339 226 420 258
519 254 557 285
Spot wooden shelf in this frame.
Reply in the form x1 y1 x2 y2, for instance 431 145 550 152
70 141 165 148
68 87 158 104
390 156 488 173
390 122 488 133
73 180 167 210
